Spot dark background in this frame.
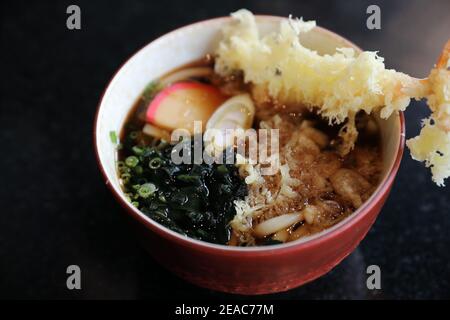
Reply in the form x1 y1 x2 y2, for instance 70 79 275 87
1 0 449 299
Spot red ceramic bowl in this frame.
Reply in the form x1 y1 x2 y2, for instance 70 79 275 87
94 15 405 294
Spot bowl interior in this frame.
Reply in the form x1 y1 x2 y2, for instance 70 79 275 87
95 16 401 248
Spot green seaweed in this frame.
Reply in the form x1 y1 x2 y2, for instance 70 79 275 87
117 135 247 244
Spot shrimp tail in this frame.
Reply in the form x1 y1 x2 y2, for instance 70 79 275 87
436 39 450 69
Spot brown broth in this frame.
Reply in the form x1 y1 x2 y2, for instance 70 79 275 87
118 56 382 246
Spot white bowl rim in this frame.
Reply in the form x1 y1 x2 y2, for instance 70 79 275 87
94 14 405 254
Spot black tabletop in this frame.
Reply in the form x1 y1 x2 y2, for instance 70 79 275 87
1 0 449 299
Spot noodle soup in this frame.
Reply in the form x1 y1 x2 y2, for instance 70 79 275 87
116 56 382 246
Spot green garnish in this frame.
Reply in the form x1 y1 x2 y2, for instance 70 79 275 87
117 137 247 244
117 161 125 169
129 131 139 140
176 174 201 182
109 131 118 144
138 183 157 198
217 165 228 174
131 201 139 207
120 172 131 183
134 165 143 175
132 146 144 156
149 157 163 169
125 156 139 168
142 81 161 104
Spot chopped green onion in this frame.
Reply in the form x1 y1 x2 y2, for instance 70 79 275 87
149 157 162 169
129 131 139 140
134 165 143 175
120 166 131 174
109 131 118 144
142 81 160 103
120 173 131 183
217 165 228 174
138 183 157 198
117 161 125 169
132 146 144 156
125 156 139 168
131 201 139 207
